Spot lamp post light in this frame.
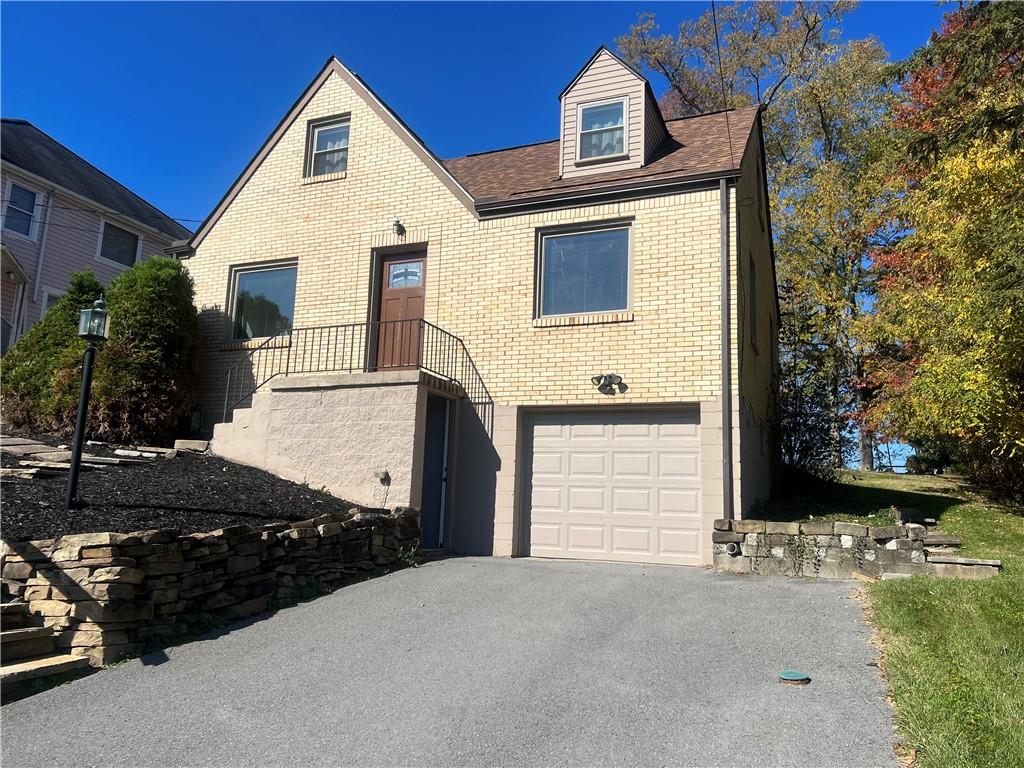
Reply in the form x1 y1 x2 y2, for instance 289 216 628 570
64 296 110 511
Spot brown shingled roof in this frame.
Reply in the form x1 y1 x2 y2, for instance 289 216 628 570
443 105 759 206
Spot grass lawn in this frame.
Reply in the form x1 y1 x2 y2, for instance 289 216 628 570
768 471 1023 767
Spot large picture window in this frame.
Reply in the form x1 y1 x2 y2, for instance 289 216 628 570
539 226 630 317
231 264 297 340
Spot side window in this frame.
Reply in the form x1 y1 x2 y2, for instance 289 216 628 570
98 221 140 267
3 183 39 239
577 99 626 161
230 264 298 340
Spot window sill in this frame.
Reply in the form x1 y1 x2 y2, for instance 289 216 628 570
574 153 630 168
2 226 38 244
95 255 135 270
533 311 634 329
302 171 347 186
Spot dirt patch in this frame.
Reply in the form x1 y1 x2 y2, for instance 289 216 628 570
1 433 362 541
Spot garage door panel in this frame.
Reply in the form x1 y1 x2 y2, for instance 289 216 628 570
657 452 699 480
528 409 703 565
658 488 700 517
566 525 605 552
612 487 651 513
611 526 652 553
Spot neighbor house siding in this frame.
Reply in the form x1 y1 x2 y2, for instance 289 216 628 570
0 166 173 339
643 88 669 164
560 50 646 179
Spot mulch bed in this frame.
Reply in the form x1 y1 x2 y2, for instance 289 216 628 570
1 432 360 541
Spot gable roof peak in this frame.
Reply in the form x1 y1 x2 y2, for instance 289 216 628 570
559 45 646 100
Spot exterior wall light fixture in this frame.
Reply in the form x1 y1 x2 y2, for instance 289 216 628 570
591 373 625 395
392 219 406 237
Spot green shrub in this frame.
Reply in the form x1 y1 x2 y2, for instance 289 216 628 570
1 259 201 444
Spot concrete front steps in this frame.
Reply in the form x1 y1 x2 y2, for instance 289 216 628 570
1 603 90 696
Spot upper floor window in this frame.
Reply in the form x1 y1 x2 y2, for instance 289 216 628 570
3 182 39 239
306 116 350 177
578 99 626 161
98 221 140 267
539 225 630 317
231 263 297 340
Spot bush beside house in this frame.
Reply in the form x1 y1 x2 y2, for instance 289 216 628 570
1 258 200 444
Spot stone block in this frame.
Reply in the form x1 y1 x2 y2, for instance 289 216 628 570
869 526 905 540
150 588 180 604
234 541 268 557
50 546 84 562
80 546 120 559
28 599 73 617
712 519 731 531
174 439 209 452
144 562 196 576
733 520 766 534
765 521 800 535
71 600 153 623
90 567 145 584
23 585 50 601
60 532 129 547
840 535 854 549
711 531 744 544
226 556 261 574
55 629 130 648
833 522 867 537
800 521 834 536
814 535 840 548
72 644 138 667
142 550 184 564
224 595 269 619
741 534 768 557
770 546 785 559
713 553 752 574
52 582 136 601
2 561 34 580
927 555 1002 568
904 523 927 541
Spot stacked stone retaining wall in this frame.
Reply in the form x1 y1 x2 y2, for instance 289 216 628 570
713 519 1002 579
1 508 419 666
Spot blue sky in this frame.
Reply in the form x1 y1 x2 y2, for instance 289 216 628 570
1 2 949 231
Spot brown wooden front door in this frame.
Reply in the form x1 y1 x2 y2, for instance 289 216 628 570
377 254 425 369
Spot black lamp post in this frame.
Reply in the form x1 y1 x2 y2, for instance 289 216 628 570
65 296 110 511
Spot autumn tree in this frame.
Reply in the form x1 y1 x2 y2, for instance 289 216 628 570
617 1 896 471
863 2 1024 496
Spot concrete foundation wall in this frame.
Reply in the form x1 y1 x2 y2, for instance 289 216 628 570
212 372 423 508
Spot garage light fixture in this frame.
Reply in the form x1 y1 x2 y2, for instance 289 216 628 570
591 373 624 395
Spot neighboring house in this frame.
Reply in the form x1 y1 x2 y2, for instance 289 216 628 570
179 48 779 567
0 119 192 352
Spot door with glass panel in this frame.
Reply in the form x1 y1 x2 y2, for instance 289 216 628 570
377 254 425 370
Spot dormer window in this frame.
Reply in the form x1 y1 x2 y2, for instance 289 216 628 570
578 98 626 161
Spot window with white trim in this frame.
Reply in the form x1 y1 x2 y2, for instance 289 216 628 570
98 221 140 267
538 225 630 317
4 183 38 238
306 117 350 177
230 264 297 340
578 99 626 161
43 290 64 316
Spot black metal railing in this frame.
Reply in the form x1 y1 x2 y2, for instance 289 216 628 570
223 319 492 430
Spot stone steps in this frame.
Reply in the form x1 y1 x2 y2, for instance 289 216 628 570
0 652 91 688
1 625 55 662
924 532 962 547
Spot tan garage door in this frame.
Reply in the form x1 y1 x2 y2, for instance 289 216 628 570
527 410 703 566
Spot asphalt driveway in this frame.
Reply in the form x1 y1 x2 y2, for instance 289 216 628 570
1 558 895 767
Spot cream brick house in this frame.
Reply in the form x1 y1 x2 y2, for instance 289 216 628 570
178 48 778 566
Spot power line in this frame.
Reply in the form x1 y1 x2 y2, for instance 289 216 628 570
0 197 203 224
710 0 736 170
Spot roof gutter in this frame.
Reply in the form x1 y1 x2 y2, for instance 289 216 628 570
474 169 740 219
720 178 734 520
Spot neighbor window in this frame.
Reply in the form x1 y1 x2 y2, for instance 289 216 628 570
43 291 63 315
4 183 38 238
748 255 758 347
98 222 139 266
306 117 350 177
231 265 297 340
539 226 629 317
578 99 626 160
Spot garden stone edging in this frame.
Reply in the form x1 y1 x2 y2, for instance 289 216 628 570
712 518 1002 580
0 508 419 666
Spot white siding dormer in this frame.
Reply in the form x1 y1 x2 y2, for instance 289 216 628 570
559 48 666 179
